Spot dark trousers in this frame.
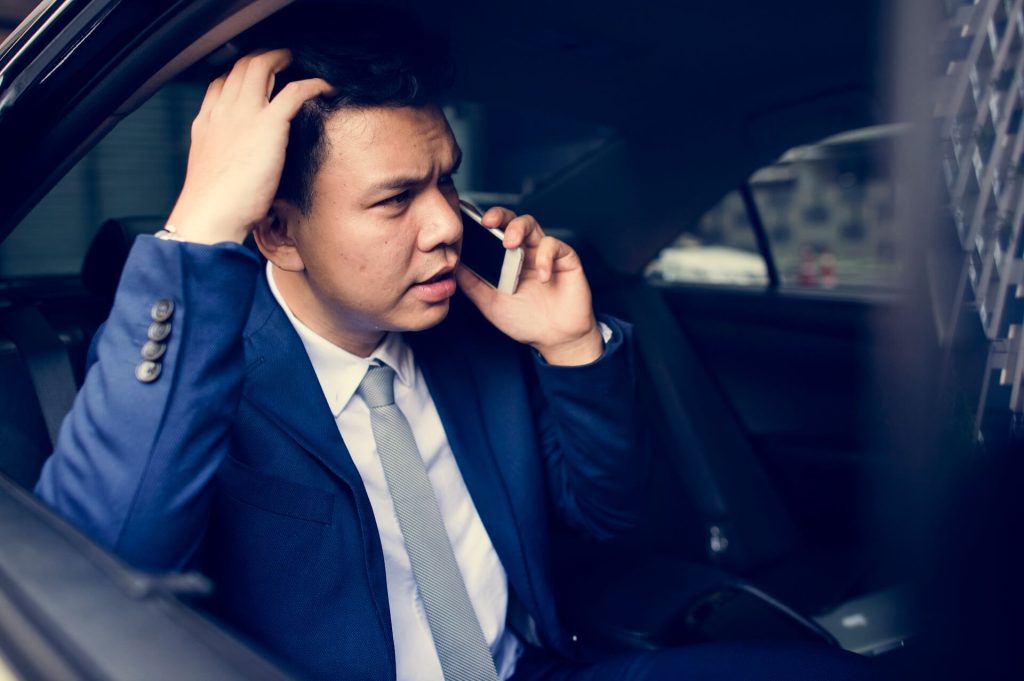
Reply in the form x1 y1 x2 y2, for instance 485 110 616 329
510 641 884 680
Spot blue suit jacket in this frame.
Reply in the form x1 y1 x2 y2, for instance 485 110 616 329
36 237 645 680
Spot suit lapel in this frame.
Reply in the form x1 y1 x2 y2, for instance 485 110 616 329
241 275 365 492
241 274 396 642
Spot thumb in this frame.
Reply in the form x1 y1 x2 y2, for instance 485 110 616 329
455 265 498 313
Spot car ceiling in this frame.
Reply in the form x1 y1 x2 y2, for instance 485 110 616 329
432 0 879 130
407 0 883 272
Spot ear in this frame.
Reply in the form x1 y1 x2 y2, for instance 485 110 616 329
254 200 306 272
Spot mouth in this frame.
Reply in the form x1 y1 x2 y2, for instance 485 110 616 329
417 266 455 286
410 266 457 303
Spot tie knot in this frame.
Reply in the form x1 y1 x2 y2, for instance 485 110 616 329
358 362 396 408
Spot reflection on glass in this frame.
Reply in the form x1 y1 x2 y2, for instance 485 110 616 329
754 124 904 290
646 124 904 292
645 191 768 286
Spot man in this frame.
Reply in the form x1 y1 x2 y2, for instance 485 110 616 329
35 5 878 680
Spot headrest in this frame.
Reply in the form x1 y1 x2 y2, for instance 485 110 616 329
81 217 264 302
81 217 166 301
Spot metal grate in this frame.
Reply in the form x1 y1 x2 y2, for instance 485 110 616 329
941 0 1024 423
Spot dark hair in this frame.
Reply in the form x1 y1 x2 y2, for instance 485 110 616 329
257 4 454 213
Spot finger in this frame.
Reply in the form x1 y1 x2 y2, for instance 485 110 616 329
455 264 500 311
481 206 517 230
534 236 571 283
219 52 257 104
196 75 227 123
241 48 293 103
268 78 336 120
502 214 544 250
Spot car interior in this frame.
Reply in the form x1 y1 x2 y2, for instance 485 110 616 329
1 0 1019 678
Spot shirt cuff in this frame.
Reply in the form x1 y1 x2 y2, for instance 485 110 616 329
532 321 615 367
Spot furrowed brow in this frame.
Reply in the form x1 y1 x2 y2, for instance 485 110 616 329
365 147 463 197
367 173 430 195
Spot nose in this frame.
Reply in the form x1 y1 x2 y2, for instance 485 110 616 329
417 189 462 252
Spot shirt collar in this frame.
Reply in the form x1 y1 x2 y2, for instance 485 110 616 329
266 262 415 417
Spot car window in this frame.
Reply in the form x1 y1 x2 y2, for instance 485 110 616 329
644 190 769 287
0 81 612 279
645 125 904 294
0 81 205 278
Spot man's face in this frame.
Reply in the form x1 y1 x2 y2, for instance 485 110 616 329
287 105 463 351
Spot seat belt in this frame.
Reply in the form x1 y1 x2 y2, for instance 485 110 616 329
617 280 801 573
0 306 78 448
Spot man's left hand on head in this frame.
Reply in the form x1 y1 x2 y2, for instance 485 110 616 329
454 207 604 366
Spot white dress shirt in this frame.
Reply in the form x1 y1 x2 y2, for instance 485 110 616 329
267 264 522 680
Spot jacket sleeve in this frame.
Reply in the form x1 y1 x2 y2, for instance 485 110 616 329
35 236 262 571
530 316 648 540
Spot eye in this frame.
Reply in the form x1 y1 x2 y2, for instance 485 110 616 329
378 190 412 207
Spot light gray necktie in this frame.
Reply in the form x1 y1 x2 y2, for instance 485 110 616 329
358 362 499 681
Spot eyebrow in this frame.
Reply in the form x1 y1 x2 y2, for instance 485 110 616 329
366 147 463 196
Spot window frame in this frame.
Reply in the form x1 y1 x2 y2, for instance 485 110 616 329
738 181 781 289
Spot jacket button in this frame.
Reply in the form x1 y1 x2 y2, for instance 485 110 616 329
135 360 162 383
151 299 174 322
147 321 171 342
140 340 166 361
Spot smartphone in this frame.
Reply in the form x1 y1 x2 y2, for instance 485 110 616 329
458 200 524 294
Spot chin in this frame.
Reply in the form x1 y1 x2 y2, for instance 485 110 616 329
398 300 451 333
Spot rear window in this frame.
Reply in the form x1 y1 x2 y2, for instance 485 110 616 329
646 124 904 294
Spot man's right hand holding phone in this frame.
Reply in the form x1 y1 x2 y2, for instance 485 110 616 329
165 49 333 246
456 208 605 367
